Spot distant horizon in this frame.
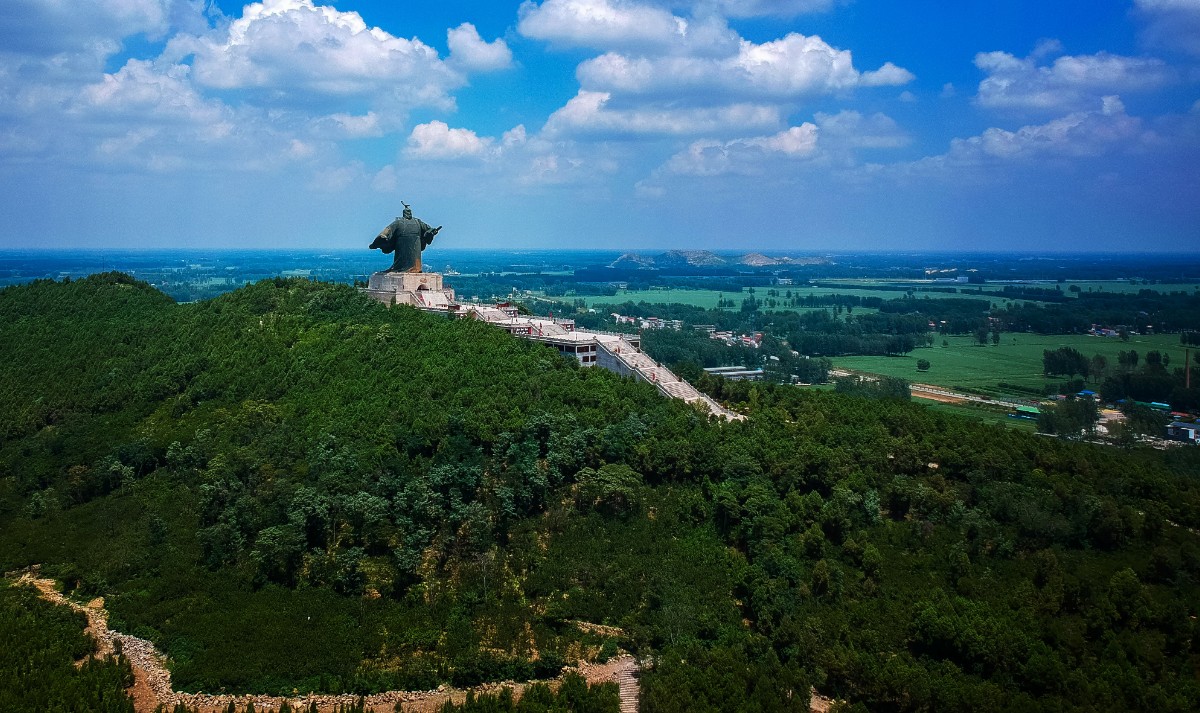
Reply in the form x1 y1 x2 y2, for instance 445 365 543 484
5 247 1200 258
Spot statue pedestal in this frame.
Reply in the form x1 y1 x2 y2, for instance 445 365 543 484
364 271 456 310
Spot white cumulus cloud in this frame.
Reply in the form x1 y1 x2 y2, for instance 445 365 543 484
0 0 178 55
662 124 818 176
60 58 325 172
75 60 223 124
503 125 529 147
447 23 513 72
544 89 780 136
321 112 384 139
575 33 911 102
527 2 911 144
406 121 494 159
927 96 1144 168
1135 0 1200 55
0 0 211 124
975 47 1171 112
814 110 910 149
162 0 461 108
861 62 916 87
518 0 687 50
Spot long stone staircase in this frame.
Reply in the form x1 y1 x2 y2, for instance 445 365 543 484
616 660 640 713
600 338 744 421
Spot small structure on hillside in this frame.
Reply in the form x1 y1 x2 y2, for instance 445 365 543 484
1167 421 1200 444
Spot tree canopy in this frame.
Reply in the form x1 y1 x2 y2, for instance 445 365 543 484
2 275 1199 712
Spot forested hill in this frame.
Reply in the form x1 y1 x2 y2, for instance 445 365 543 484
3 274 1200 712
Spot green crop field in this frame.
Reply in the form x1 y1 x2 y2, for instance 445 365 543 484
583 287 879 314
834 333 1192 399
597 287 737 309
584 281 1199 311
588 284 892 312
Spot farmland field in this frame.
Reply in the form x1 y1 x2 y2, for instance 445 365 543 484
581 281 1200 313
585 286 903 312
835 333 1191 398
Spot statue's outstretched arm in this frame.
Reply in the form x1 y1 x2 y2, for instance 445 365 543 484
370 224 396 254
421 224 441 249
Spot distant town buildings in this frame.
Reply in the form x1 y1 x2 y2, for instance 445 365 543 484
1087 324 1139 338
611 313 682 330
704 330 762 348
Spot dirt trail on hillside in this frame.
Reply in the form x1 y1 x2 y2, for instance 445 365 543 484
13 567 839 712
10 568 640 713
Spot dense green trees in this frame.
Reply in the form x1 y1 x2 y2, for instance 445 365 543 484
998 289 1200 334
1099 358 1200 411
428 674 618 713
3 275 1200 711
833 375 911 401
1036 398 1100 438
1043 347 1090 378
0 584 135 712
643 642 809 713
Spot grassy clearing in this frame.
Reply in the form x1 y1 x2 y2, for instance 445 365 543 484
835 333 1191 398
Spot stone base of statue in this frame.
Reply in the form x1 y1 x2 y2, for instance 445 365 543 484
364 271 456 310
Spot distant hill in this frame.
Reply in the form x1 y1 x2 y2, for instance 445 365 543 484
609 251 831 269
738 252 782 266
609 252 657 269
654 250 727 268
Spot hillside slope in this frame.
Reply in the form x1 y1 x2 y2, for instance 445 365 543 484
1 275 1199 711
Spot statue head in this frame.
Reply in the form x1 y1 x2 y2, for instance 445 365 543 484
402 202 413 220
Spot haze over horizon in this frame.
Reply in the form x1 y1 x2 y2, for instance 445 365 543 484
2 0 1199 253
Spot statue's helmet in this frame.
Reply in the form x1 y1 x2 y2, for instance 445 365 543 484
402 202 413 219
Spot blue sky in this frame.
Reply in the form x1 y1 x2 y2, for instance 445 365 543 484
2 0 1198 253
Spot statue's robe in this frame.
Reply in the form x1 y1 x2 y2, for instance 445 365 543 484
371 216 436 273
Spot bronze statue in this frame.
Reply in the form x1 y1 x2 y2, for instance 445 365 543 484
370 203 442 273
